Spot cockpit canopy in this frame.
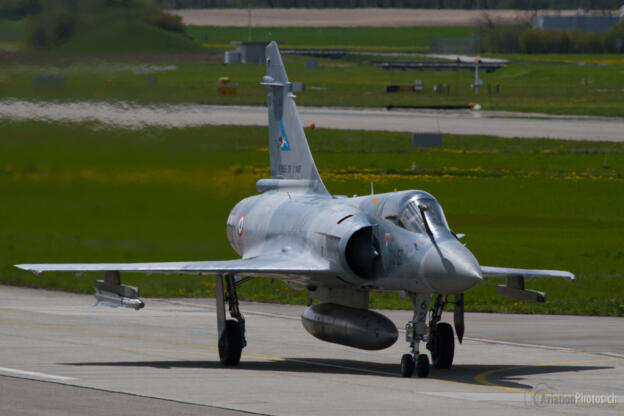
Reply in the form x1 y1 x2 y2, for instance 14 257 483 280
382 191 450 235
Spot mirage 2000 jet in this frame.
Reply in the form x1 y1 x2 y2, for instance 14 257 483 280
16 42 574 378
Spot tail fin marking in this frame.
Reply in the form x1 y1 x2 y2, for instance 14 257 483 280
263 41 329 195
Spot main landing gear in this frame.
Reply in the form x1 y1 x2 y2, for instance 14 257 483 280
427 295 455 370
401 293 457 378
216 275 248 366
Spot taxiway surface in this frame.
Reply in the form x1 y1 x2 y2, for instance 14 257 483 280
0 285 622 415
2 100 623 142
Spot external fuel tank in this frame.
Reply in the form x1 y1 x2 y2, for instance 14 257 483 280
301 303 398 350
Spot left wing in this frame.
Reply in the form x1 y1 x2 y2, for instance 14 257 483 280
480 266 574 303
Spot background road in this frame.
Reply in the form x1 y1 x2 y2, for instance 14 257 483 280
169 8 579 27
2 100 623 141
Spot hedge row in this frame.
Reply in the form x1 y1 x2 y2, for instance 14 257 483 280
485 23 624 54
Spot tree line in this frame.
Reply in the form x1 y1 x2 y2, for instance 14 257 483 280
482 22 624 53
0 0 187 48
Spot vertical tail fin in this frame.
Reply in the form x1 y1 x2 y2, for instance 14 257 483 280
262 41 329 195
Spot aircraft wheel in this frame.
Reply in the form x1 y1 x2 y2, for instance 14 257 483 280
219 319 242 366
416 354 430 378
431 322 454 369
400 354 415 378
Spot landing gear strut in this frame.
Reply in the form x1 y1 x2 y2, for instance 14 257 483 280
402 293 431 378
401 293 460 377
216 275 247 366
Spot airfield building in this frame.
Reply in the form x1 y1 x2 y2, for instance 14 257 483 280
532 12 620 33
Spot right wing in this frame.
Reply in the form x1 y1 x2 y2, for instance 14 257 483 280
15 253 332 280
16 252 333 310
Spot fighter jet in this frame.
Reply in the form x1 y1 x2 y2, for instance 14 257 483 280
16 42 574 378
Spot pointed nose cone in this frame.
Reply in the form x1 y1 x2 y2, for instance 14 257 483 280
422 239 482 294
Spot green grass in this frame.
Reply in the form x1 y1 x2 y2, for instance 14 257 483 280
0 18 26 34
3 51 624 116
0 18 25 51
490 53 624 64
0 13 202 54
56 17 204 54
1 120 623 316
1 21 475 54
187 25 476 51
2 20 624 116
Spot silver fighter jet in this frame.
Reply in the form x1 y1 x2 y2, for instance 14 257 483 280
16 42 574 378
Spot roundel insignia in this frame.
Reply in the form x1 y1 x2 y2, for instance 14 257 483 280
237 214 246 237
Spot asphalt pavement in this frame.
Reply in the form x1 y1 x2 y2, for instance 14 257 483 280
0 285 622 415
2 100 623 141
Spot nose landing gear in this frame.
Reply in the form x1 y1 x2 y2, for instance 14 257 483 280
400 352 430 378
401 293 458 377
401 293 431 378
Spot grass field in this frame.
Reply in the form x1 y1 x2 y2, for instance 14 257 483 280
0 18 25 51
187 25 476 52
0 18 25 34
0 14 203 54
3 17 624 116
2 53 624 116
56 19 204 54
1 120 622 316
496 53 624 64
1 20 474 54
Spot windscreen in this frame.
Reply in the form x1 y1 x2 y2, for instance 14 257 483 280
398 198 425 233
398 197 449 235
419 198 449 232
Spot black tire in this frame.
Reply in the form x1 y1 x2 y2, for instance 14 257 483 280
431 322 454 369
219 320 242 366
416 354 429 378
400 354 415 378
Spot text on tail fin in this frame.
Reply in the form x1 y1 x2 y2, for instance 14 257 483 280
263 42 329 195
